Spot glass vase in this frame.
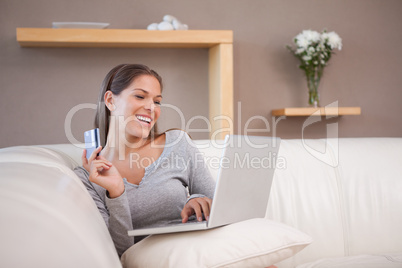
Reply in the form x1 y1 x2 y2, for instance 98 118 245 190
308 88 319 108
306 73 320 108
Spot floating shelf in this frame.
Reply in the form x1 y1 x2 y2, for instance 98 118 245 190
16 28 232 48
16 28 234 140
272 107 361 116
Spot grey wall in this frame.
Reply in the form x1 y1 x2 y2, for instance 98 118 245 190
1 0 401 147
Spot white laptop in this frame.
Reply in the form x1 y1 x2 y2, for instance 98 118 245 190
127 135 281 237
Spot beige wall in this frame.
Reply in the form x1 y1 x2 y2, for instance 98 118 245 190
1 0 401 147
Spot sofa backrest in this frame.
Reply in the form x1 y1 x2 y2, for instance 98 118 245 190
327 138 402 255
267 137 402 267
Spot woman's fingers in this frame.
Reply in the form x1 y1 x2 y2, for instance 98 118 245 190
192 202 203 222
82 149 88 164
203 198 212 220
181 197 213 223
89 159 113 180
91 159 112 172
196 198 210 221
88 146 102 163
180 207 191 223
82 149 90 171
82 147 103 172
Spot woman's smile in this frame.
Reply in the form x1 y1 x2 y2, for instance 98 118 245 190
136 114 153 126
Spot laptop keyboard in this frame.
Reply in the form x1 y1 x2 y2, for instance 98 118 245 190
167 215 206 225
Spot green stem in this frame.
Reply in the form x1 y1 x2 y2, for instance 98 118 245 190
306 67 321 107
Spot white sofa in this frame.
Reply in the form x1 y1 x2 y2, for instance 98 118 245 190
0 137 401 267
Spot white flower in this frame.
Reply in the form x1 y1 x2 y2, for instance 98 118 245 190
321 31 342 50
302 30 321 43
295 33 310 49
288 29 342 71
318 43 325 51
295 30 321 49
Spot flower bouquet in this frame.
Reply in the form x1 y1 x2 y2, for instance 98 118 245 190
287 29 342 107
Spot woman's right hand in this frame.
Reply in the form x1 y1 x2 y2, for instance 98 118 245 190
82 146 125 198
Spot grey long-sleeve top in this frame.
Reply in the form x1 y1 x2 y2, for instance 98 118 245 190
74 130 216 256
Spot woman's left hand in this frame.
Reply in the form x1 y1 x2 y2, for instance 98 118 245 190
181 197 212 223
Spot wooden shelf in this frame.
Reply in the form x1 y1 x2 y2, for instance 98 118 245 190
16 28 234 140
16 28 232 48
272 107 361 116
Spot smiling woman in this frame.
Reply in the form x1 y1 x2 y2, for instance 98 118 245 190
73 64 216 257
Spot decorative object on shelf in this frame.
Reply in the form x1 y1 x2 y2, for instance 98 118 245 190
147 15 188 31
287 29 342 107
52 22 110 29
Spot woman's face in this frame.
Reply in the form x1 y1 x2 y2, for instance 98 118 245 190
110 75 162 140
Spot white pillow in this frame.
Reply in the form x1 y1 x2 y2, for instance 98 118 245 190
121 218 312 268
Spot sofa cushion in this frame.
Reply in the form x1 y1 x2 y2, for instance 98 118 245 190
121 218 312 268
327 138 402 256
266 139 345 267
296 252 402 268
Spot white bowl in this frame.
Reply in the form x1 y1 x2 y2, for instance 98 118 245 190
52 22 110 29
